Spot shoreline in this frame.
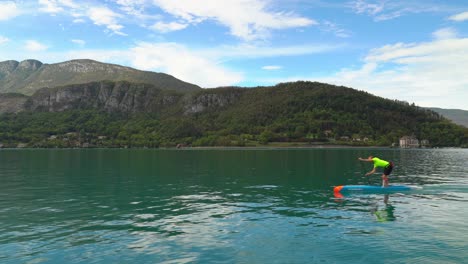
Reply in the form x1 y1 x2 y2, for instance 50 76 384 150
0 145 453 150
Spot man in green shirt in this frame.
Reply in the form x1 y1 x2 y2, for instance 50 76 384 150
358 156 394 187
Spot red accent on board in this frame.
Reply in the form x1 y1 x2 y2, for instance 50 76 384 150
333 185 344 193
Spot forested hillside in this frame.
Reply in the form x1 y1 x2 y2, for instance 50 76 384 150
0 81 466 148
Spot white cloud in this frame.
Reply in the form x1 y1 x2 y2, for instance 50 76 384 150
151 0 316 40
126 42 340 87
449 11 468 22
88 7 126 35
0 1 21 20
71 39 86 46
116 0 146 16
151 21 188 33
204 43 343 60
320 21 351 38
38 0 79 13
101 42 338 87
60 0 79 8
315 35 468 109
0 36 10 45
262 65 282 70
351 0 384 16
24 40 48 51
0 39 340 88
73 18 86 23
130 42 243 87
39 0 63 13
432 27 457 40
71 12 86 23
348 0 433 21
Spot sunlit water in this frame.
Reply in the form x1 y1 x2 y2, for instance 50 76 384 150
0 148 467 263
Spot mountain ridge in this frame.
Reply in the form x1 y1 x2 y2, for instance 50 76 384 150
0 59 466 148
0 59 201 94
428 107 468 128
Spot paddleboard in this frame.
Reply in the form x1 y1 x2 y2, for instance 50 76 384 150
334 185 417 193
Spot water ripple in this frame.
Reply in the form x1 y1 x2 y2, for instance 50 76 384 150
0 148 467 263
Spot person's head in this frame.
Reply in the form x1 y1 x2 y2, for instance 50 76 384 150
368 156 373 159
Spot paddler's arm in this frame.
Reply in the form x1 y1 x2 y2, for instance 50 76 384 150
358 157 373 162
365 168 376 176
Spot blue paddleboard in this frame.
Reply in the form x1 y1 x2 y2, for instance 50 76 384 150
334 185 416 193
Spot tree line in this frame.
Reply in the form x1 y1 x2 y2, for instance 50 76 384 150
0 81 466 148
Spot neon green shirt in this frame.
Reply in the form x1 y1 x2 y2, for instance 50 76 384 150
372 157 389 168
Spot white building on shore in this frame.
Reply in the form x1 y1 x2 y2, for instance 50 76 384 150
400 136 420 148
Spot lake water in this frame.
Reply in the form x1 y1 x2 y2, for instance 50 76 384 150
0 148 467 263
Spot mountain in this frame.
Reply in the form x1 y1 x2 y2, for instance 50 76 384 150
24 81 183 113
0 59 201 95
428 108 468 128
0 80 466 148
0 93 28 113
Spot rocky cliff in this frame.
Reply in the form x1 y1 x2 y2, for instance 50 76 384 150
183 88 244 114
0 93 28 113
0 80 243 114
24 81 184 113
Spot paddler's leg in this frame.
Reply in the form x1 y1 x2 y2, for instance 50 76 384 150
382 163 393 187
382 174 389 187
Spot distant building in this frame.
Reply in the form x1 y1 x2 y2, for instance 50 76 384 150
324 130 333 137
420 139 430 148
400 136 419 148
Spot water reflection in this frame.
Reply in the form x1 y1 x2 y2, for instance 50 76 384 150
333 192 397 222
370 195 395 222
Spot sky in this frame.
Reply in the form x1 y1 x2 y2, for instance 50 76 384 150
0 0 467 110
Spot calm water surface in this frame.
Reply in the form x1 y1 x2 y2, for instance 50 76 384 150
0 148 467 263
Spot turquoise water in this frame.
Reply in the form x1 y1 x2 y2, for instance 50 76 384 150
0 148 467 263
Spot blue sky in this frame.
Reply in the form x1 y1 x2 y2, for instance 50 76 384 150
0 0 467 110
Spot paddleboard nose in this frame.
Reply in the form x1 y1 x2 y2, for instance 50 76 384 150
334 185 343 193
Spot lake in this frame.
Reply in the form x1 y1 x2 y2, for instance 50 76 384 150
0 148 467 263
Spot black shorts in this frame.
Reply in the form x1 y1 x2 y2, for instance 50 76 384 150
384 162 394 176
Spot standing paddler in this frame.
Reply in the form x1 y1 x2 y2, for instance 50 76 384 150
358 156 394 187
